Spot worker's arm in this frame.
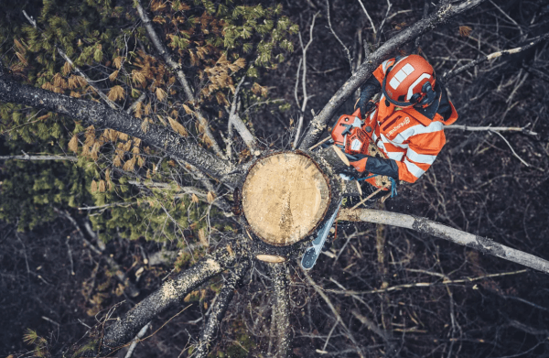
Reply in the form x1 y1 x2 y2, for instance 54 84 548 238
350 125 447 183
394 129 447 183
356 58 396 114
357 76 381 113
350 156 399 179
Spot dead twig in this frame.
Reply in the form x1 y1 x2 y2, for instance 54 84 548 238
443 32 549 79
124 322 151 358
489 130 531 167
356 0 377 36
326 269 527 295
0 153 77 161
446 124 538 136
302 270 365 358
293 12 320 149
326 0 353 71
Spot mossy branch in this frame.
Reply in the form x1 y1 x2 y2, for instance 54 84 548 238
0 75 242 188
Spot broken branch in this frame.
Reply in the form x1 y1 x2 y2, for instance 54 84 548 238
338 209 549 274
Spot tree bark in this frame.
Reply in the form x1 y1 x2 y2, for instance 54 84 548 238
99 244 248 354
298 0 487 150
269 263 292 358
339 208 549 274
0 76 242 188
194 261 250 358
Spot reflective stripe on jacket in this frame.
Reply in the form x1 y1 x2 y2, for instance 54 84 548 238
365 58 458 184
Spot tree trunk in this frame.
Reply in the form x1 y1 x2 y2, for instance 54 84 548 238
239 146 349 262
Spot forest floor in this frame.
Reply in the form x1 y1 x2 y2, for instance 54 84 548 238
2 0 549 357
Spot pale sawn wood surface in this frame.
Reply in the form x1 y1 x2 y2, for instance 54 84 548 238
242 153 331 246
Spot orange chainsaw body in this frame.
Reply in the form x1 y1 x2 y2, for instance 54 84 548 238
330 108 390 190
331 108 374 156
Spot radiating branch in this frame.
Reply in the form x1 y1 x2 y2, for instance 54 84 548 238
298 0 487 150
227 77 260 155
100 243 248 354
0 76 242 188
193 261 250 358
268 263 292 358
338 209 549 274
134 0 226 159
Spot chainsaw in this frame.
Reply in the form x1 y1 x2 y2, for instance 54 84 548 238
330 105 394 192
300 108 377 271
330 107 375 161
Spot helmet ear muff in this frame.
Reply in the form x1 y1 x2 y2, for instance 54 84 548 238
417 81 436 107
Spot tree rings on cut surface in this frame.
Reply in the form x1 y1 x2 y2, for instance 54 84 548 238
242 152 331 247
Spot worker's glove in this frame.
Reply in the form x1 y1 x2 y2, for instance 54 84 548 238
355 99 375 116
361 101 376 116
350 157 369 173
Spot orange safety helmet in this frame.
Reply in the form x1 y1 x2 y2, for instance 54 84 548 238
382 54 437 108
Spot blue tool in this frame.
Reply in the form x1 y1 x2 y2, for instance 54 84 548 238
300 200 342 270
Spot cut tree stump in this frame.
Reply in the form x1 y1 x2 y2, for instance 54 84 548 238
242 152 331 247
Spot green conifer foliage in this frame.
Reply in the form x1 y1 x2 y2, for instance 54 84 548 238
0 0 296 243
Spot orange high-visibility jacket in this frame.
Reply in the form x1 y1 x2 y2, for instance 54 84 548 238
360 58 458 184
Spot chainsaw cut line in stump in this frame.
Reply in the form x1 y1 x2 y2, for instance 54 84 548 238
242 152 331 247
